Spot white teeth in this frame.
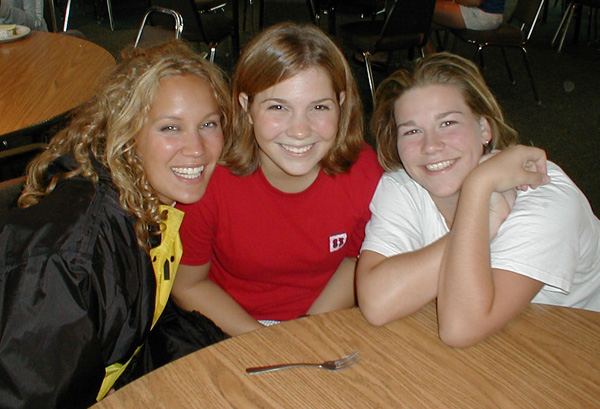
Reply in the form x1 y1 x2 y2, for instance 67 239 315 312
172 166 204 179
425 160 454 171
281 144 313 154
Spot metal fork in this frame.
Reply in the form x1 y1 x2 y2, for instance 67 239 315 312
245 351 360 374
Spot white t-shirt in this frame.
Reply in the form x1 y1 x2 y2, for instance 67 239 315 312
362 162 600 312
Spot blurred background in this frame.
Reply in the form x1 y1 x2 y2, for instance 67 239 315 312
3 0 599 214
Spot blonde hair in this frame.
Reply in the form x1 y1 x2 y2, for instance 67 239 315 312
225 22 365 176
372 52 519 172
19 41 230 250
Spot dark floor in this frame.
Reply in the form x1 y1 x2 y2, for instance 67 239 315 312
8 0 600 214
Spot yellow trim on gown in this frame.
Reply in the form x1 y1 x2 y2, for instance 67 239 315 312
96 205 184 401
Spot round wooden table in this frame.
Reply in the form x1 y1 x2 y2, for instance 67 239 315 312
92 303 600 408
0 31 116 138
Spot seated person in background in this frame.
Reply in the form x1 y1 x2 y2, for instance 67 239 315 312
434 0 504 31
427 0 504 53
358 52 600 348
0 0 47 31
0 41 229 409
174 22 383 337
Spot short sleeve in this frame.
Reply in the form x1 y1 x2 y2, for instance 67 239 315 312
491 163 599 293
341 146 384 258
361 171 448 257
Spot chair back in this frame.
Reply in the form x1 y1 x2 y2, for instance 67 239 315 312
510 0 546 42
0 176 26 215
150 0 227 44
135 7 184 48
375 0 436 51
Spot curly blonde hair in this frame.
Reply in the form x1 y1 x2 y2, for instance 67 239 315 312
226 22 365 176
372 52 519 172
19 41 230 250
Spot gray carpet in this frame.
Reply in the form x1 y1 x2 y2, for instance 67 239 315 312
49 0 600 214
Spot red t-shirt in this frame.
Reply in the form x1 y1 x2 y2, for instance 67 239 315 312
177 146 383 321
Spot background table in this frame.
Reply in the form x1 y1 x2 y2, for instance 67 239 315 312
0 31 115 137
93 303 600 408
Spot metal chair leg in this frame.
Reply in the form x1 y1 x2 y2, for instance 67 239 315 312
243 0 254 32
48 0 59 32
363 52 375 104
551 0 574 46
520 47 541 104
475 47 485 70
63 0 72 31
556 3 578 52
63 0 114 32
106 0 114 31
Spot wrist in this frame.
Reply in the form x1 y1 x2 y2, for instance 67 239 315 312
463 170 494 198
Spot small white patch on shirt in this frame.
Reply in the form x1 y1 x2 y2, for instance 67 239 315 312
330 233 347 252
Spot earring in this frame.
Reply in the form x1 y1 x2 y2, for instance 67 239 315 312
483 140 490 147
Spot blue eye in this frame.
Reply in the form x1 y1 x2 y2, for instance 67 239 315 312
201 121 217 129
268 104 285 110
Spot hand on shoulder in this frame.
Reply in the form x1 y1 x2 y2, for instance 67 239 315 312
469 145 550 194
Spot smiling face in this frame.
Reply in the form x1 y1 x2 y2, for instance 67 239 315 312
239 67 343 193
394 84 492 213
136 74 224 205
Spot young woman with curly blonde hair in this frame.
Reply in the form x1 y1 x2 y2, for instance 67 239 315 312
0 41 229 409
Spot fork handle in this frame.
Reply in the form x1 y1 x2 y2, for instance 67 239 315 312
246 363 317 374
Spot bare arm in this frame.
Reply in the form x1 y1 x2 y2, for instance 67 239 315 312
307 257 357 315
356 236 447 326
171 263 263 336
437 145 550 348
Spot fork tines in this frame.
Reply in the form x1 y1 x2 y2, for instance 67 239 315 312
335 351 361 369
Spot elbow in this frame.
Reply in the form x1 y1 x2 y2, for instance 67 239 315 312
438 318 487 349
357 289 396 327
439 329 477 349
360 303 394 327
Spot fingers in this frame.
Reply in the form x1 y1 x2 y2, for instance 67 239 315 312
520 145 548 177
473 145 550 193
515 145 550 190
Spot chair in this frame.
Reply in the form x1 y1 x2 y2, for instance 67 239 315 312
338 0 436 102
0 176 26 215
62 0 115 31
552 0 600 52
451 0 546 104
134 7 184 48
308 0 386 34
151 0 235 62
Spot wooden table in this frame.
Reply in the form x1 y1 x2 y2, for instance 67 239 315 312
93 303 600 408
0 31 115 138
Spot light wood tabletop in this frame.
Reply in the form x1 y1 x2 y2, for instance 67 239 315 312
0 31 115 137
92 303 600 408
